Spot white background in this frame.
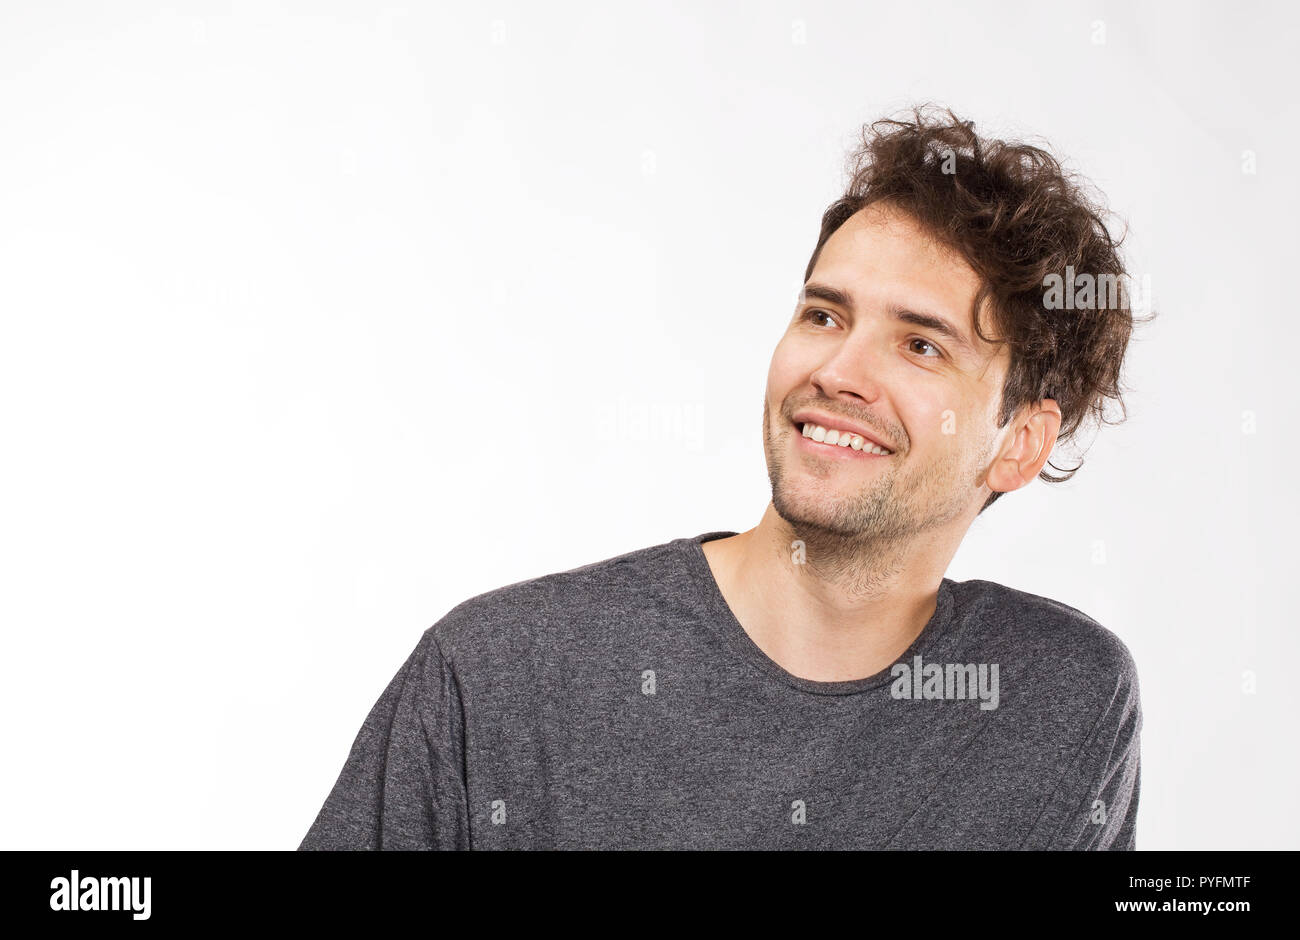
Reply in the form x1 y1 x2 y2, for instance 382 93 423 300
2 0 1296 850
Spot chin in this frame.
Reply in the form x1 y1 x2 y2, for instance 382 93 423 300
770 486 863 537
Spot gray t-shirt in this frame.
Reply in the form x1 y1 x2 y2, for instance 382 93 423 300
299 531 1141 850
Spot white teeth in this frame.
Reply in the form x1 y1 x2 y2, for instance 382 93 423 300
799 422 892 455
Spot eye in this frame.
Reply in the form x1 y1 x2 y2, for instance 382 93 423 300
801 308 836 327
907 336 943 358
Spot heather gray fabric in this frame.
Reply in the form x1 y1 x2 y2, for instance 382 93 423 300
299 531 1141 850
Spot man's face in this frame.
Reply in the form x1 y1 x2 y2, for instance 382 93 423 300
764 200 1010 542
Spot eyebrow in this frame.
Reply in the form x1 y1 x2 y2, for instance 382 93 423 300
800 282 977 357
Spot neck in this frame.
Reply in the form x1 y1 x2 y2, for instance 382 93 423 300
702 503 963 682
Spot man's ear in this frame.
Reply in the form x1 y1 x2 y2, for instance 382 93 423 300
985 399 1063 497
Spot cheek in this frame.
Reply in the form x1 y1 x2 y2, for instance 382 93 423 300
765 338 807 400
904 377 990 441
894 387 959 449
768 334 802 372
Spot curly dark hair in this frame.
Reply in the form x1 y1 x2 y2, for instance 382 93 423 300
805 105 1152 512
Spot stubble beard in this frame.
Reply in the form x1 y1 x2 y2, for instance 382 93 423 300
762 400 977 564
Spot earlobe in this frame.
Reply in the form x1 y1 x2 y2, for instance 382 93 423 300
985 450 1030 498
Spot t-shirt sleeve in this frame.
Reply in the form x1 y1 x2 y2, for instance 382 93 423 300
1024 646 1143 850
298 630 470 850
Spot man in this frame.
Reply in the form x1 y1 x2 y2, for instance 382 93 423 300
300 107 1144 850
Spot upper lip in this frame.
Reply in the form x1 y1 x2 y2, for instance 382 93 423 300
791 410 895 452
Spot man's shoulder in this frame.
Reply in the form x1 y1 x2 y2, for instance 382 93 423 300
419 535 692 666
947 577 1141 711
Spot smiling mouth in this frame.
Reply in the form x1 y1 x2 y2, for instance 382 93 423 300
795 420 894 456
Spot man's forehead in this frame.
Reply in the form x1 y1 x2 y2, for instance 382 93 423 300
822 204 983 305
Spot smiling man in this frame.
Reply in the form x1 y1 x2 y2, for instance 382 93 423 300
300 107 1143 851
